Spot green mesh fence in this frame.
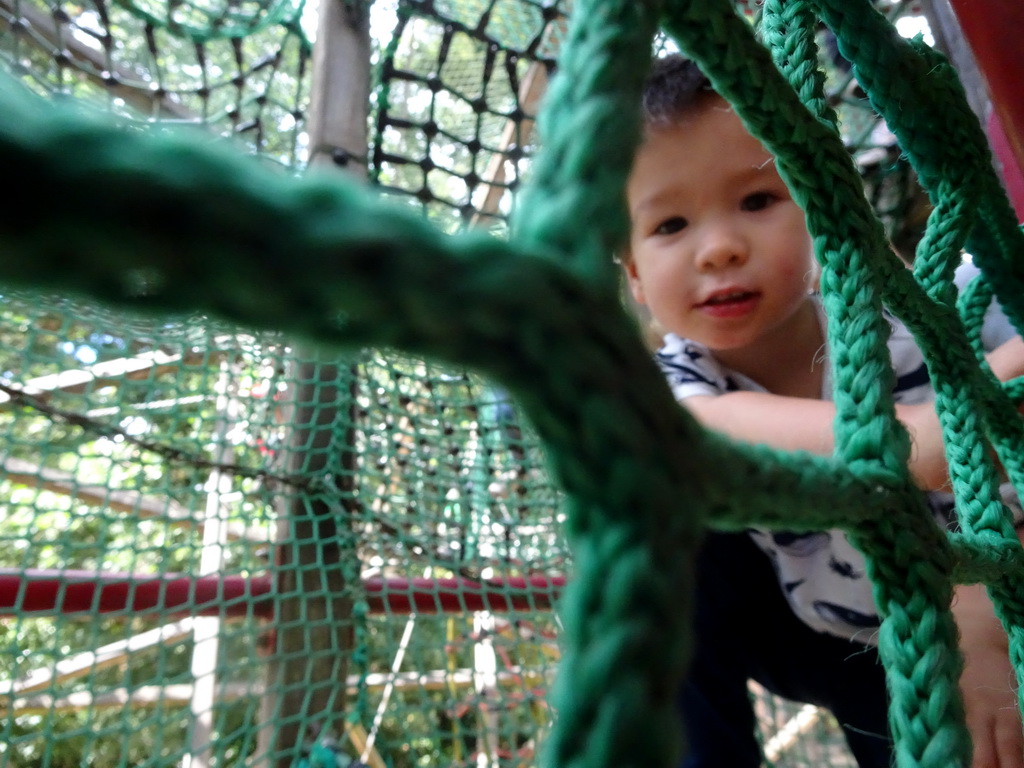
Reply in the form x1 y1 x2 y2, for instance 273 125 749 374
0 0 1011 766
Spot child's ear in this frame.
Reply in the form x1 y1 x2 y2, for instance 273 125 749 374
620 254 647 306
805 257 821 293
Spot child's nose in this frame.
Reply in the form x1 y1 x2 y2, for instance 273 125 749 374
695 226 748 272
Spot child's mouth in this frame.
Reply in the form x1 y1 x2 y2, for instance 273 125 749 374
699 290 760 317
703 290 756 306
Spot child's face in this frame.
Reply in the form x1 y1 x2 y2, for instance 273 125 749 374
623 96 815 353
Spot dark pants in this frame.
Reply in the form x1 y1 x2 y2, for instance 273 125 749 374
679 531 893 768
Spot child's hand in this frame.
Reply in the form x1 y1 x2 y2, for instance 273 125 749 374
895 401 952 491
985 336 1024 386
952 581 1024 768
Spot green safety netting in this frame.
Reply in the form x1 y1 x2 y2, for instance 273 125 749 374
0 0 1016 767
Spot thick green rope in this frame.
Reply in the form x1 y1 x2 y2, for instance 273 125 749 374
514 0 659 294
2 1 1024 766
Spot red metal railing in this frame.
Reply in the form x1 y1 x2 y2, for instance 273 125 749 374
0 570 565 617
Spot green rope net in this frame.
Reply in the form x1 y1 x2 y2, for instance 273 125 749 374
1 0 1021 767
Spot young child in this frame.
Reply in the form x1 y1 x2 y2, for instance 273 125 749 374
621 54 1024 768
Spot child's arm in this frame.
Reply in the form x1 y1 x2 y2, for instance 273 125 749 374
951 335 1024 767
682 335 1024 491
684 392 949 489
985 335 1024 383
953 543 1024 768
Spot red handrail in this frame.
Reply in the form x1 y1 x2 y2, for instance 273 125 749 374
0 569 565 618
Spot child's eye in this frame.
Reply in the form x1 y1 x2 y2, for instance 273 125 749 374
740 192 777 212
653 217 688 235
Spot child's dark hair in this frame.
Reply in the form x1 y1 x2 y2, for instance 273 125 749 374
642 54 715 126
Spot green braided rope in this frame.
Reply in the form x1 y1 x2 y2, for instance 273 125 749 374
663 3 1024 764
811 10 1024 739
3 1 1024 766
0 66 714 766
760 0 837 132
110 0 306 43
0 55 933 765
513 0 659 293
814 1 1024 335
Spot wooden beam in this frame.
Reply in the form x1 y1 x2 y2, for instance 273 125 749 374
2 455 190 518
184 366 236 768
343 722 387 768
0 456 269 542
1 619 195 697
470 62 548 227
0 349 215 409
761 703 824 763
85 394 209 418
9 684 252 715
6 667 552 715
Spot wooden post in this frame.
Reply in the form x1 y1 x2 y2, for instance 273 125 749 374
183 362 235 768
253 1 371 765
472 611 501 768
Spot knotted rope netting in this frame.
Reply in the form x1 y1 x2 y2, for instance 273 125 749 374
1 0 1023 766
